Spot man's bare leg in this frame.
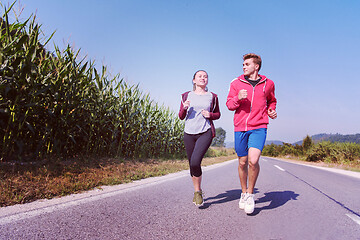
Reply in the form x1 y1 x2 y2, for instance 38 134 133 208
238 156 248 193
247 147 261 194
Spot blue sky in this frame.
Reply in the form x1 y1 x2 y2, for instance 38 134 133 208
3 0 360 143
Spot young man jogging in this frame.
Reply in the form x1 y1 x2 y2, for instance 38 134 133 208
226 53 277 214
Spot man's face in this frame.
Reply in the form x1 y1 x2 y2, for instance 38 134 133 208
243 58 259 76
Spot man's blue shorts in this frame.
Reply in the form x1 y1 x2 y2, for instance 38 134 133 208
234 128 267 157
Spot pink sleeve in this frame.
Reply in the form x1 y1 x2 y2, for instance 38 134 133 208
267 82 277 110
226 82 241 111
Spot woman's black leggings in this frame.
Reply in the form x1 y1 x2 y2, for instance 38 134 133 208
183 129 213 177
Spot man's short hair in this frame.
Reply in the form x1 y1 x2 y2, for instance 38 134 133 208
243 53 262 71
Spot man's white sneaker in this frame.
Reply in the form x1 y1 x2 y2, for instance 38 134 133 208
244 193 255 214
239 193 247 209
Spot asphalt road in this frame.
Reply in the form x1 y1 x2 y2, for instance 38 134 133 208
0 157 359 240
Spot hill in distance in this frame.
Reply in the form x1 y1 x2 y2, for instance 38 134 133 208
228 133 360 148
265 140 283 145
292 133 360 145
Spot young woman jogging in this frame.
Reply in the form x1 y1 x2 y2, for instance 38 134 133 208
178 70 221 207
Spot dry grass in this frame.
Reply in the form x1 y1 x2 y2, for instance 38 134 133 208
3 147 357 208
0 151 237 207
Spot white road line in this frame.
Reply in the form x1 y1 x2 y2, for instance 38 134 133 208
346 213 360 225
274 165 285 171
266 157 360 179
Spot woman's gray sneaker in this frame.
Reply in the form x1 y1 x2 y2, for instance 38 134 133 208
193 191 204 206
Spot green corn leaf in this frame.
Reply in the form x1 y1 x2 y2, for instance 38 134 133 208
43 30 56 47
14 34 29 51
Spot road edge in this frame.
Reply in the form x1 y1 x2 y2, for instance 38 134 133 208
266 157 360 179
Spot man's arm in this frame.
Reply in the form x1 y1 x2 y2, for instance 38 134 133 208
226 81 243 111
267 82 277 119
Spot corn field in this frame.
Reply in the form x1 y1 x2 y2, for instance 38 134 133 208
0 3 185 162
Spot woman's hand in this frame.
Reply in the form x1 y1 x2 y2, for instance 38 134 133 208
183 100 190 110
201 109 210 118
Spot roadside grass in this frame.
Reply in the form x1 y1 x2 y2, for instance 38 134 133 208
262 141 360 171
0 148 236 207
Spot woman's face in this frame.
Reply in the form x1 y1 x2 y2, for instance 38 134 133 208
193 71 208 88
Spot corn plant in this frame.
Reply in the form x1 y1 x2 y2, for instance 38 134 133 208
0 2 185 163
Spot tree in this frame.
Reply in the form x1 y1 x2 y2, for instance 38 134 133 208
211 127 226 147
302 135 313 152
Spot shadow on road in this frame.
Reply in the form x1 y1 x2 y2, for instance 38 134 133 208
249 190 299 215
201 189 259 209
201 189 298 213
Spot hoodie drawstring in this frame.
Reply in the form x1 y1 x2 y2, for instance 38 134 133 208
263 80 266 93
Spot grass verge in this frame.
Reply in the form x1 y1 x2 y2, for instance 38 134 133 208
0 148 236 207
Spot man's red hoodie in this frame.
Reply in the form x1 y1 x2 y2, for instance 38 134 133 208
226 74 277 132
